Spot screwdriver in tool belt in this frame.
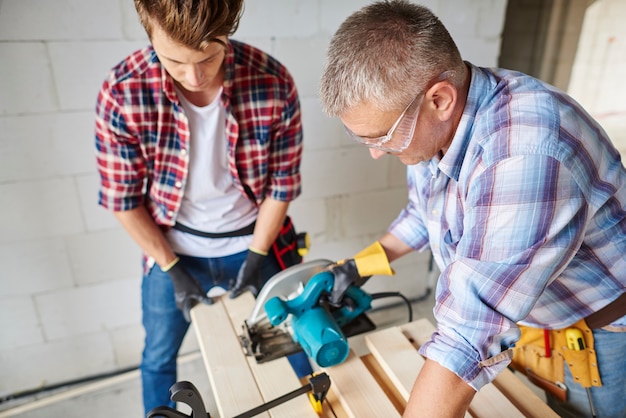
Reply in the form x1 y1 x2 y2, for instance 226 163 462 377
565 327 597 418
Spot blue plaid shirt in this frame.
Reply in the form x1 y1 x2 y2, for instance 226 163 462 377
389 63 626 390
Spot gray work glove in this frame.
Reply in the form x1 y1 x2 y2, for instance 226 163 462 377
229 249 266 299
327 259 370 307
166 259 213 322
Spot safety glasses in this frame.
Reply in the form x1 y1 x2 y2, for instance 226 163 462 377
343 92 424 153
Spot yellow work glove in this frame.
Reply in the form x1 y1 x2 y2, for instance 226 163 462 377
327 241 394 307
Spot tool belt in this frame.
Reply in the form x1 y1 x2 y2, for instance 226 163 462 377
173 220 256 238
173 216 306 271
511 293 626 401
511 319 601 401
271 216 303 270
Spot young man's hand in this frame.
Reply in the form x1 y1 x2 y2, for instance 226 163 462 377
165 259 213 322
229 249 266 298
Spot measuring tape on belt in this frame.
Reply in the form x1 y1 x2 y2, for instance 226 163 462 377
511 319 602 401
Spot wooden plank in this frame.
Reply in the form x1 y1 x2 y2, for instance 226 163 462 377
400 320 528 418
369 325 471 418
468 383 524 418
492 369 559 418
222 294 319 418
190 301 269 418
321 382 349 418
323 350 401 418
365 326 425 401
360 354 407 412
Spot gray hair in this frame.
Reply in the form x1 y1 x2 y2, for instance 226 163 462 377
320 0 466 116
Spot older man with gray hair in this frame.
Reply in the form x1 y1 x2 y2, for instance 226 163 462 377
320 1 626 417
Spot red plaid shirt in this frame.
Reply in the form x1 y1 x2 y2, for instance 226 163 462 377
95 40 302 225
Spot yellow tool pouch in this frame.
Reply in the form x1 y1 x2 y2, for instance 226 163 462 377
511 319 602 402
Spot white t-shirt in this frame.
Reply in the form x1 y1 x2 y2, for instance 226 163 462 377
166 87 257 257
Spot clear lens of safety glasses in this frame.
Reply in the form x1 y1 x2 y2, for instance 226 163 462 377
344 93 423 153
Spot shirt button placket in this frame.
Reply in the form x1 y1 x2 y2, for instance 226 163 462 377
427 175 446 256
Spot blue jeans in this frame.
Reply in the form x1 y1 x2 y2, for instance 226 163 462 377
141 251 312 415
546 328 626 418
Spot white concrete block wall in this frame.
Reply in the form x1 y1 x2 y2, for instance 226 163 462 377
0 0 507 395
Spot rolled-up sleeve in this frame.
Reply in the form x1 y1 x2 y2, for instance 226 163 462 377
420 154 587 390
95 81 146 212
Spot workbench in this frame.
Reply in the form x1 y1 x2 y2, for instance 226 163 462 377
190 293 558 418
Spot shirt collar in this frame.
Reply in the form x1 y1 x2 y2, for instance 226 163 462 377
438 62 493 181
221 41 235 105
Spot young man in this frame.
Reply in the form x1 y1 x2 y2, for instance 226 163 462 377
95 0 310 413
320 1 626 417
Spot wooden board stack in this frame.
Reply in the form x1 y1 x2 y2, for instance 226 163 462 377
191 294 558 418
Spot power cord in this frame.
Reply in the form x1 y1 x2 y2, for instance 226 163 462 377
370 291 413 322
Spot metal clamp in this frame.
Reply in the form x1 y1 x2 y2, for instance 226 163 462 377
146 372 331 418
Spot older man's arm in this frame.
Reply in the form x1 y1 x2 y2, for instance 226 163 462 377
404 359 476 418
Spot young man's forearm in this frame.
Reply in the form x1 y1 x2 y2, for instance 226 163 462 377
114 206 177 267
249 198 289 253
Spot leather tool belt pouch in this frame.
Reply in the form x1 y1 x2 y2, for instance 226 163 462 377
271 216 303 270
511 319 602 402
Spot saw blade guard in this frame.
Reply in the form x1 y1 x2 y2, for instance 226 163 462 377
246 259 333 327
264 270 372 367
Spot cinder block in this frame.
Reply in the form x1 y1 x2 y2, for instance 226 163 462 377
323 196 344 241
0 43 57 115
0 178 84 244
456 38 501 67
300 147 391 199
0 332 115 395
121 0 149 41
0 0 123 41
237 0 318 39
388 157 408 188
48 41 148 111
65 228 143 286
273 37 329 98
288 197 327 239
303 237 366 262
477 0 508 38
341 188 408 238
36 278 141 340
320 0 378 35
439 0 480 38
300 98 345 151
0 238 73 298
0 296 44 351
76 174 121 232
0 112 96 183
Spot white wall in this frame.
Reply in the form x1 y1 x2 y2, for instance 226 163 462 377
567 0 626 154
0 0 507 395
